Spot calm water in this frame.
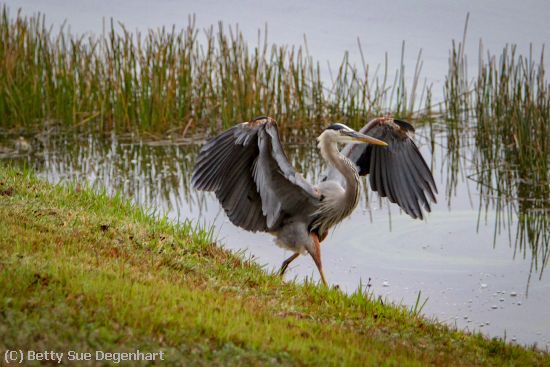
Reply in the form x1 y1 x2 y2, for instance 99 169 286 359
1 124 548 349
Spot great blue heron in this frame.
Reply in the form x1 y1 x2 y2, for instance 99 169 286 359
191 115 437 285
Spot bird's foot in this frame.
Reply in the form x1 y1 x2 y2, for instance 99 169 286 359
278 253 300 277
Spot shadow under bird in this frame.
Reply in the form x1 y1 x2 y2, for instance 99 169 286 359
191 116 437 285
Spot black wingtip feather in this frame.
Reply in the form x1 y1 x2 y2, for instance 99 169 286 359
349 119 437 220
393 119 415 133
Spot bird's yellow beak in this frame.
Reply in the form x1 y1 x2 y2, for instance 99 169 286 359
346 131 388 147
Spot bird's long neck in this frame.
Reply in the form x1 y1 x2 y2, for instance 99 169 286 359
318 137 360 208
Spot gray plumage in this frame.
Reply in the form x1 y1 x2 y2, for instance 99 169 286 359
191 116 437 285
324 117 438 220
192 117 319 233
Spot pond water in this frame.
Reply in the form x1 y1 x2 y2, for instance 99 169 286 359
1 124 548 349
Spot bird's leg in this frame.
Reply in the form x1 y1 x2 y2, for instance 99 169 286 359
279 253 300 276
307 233 328 286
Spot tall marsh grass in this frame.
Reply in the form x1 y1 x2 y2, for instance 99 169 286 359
444 40 549 275
0 7 428 134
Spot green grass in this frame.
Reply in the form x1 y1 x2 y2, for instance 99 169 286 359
0 164 548 366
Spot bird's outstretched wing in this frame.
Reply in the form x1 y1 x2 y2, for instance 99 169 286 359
192 116 320 231
332 117 437 219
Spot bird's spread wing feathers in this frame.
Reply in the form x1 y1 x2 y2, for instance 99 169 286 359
335 117 437 219
192 117 320 231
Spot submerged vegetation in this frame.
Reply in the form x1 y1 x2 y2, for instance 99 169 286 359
1 164 549 366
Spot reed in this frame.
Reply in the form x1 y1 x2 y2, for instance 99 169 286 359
444 39 549 275
0 7 428 135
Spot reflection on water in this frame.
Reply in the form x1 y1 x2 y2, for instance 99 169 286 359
0 124 549 348
433 120 550 284
472 143 549 284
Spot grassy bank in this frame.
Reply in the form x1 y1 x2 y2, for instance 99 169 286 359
0 164 548 366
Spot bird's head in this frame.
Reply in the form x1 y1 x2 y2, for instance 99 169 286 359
319 123 388 146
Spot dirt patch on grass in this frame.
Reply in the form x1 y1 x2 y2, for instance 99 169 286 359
0 186 14 196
